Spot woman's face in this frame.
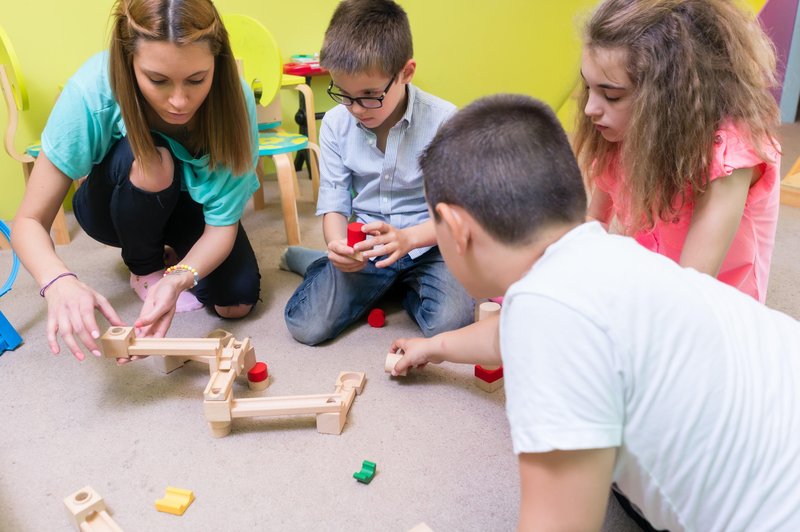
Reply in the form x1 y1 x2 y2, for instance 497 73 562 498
132 40 215 126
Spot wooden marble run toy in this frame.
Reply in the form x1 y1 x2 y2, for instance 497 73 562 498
780 156 800 207
474 301 503 392
99 327 366 437
64 486 124 532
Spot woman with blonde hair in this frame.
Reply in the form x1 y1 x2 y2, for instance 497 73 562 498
575 0 781 302
12 0 261 361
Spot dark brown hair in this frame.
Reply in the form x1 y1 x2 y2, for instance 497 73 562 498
320 0 413 76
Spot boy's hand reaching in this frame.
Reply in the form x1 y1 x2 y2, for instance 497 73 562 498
389 337 444 376
327 238 368 272
357 221 412 268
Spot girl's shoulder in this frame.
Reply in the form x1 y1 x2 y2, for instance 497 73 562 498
710 120 780 182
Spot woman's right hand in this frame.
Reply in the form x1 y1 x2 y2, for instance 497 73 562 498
44 275 125 361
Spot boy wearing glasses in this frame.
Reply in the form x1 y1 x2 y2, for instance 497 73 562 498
284 0 473 345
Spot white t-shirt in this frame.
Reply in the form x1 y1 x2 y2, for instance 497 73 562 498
501 222 800 531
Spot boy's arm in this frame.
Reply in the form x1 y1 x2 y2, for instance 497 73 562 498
680 167 752 277
359 219 436 268
390 314 500 375
517 449 615 531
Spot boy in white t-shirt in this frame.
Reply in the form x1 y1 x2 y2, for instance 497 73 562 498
390 94 800 531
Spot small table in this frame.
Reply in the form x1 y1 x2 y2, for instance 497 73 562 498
283 62 330 172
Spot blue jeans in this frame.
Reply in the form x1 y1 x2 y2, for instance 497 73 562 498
284 247 474 345
72 137 261 308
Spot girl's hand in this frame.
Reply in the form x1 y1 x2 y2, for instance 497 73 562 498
44 275 125 361
389 337 443 376
132 274 184 341
327 238 368 272
357 221 411 268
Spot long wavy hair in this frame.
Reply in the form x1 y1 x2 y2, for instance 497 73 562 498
109 0 252 175
573 0 779 229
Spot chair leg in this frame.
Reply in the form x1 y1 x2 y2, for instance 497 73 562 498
253 158 266 211
307 143 321 205
23 160 71 245
273 153 301 246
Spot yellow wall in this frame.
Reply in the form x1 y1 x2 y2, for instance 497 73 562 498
2 0 704 219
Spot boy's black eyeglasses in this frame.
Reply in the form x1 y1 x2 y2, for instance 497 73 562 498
326 74 396 109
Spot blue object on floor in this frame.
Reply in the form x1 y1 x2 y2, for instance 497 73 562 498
0 220 22 354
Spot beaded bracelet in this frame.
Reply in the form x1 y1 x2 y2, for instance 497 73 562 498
164 264 199 287
39 272 78 297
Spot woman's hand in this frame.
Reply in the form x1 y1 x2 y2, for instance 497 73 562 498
44 275 125 361
132 273 187 340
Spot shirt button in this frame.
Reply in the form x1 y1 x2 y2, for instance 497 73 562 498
384 174 389 180
382 197 388 203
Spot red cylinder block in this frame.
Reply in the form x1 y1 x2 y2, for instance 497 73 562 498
347 222 366 248
247 362 269 383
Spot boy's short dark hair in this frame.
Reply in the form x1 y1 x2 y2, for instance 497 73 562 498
320 0 413 76
421 94 587 245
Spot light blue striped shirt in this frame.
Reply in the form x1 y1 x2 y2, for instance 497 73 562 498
316 84 456 259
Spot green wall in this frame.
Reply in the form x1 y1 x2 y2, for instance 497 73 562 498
0 0 599 219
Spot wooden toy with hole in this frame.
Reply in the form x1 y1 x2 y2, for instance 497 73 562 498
474 301 504 392
64 485 124 532
347 221 366 261
99 327 365 437
203 370 366 437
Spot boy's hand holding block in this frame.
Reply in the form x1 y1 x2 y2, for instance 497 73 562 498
347 222 367 261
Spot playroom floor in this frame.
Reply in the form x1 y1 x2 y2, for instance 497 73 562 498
1 122 799 531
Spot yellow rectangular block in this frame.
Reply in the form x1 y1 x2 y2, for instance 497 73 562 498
155 486 194 516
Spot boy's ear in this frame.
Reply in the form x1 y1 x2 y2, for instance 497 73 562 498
435 203 470 255
400 59 416 84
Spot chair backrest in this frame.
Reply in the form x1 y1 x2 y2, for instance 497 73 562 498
0 24 32 163
222 14 283 108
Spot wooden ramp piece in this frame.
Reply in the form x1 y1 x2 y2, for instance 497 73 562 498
64 486 124 532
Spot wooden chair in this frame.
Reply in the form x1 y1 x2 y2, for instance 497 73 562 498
223 14 321 246
0 25 71 245
780 156 800 208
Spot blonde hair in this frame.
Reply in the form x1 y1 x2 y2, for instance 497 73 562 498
109 0 252 175
573 0 780 229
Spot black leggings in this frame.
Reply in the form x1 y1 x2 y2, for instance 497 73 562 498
72 137 261 308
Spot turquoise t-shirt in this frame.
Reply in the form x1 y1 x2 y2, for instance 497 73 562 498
41 51 260 226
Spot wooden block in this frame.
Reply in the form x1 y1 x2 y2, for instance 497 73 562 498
336 371 366 394
316 410 346 435
475 377 504 393
155 486 194 516
99 327 135 359
64 486 124 532
408 523 434 532
477 301 501 321
150 356 187 374
205 329 233 345
385 352 406 376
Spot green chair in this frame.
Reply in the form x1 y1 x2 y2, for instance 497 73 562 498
223 14 320 246
0 25 71 245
